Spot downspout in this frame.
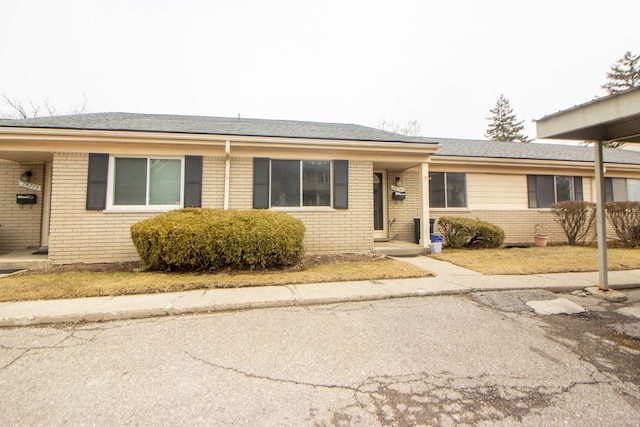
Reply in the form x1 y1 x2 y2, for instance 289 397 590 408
224 140 230 210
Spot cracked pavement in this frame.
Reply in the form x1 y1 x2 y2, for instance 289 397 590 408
1 293 639 426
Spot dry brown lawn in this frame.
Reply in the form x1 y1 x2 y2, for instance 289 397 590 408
0 255 431 302
431 245 640 275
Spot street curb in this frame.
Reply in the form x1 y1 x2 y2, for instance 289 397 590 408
0 281 638 328
0 286 473 328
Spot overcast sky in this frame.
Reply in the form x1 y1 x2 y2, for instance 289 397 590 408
2 0 639 141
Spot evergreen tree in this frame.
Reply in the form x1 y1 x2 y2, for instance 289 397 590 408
485 94 530 142
601 51 639 94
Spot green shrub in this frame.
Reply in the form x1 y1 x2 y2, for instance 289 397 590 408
437 217 504 249
551 201 596 245
130 208 305 271
605 201 640 248
468 220 506 249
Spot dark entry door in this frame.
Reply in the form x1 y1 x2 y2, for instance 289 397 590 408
373 172 385 236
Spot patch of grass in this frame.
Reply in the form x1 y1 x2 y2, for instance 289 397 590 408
0 257 431 302
431 246 640 275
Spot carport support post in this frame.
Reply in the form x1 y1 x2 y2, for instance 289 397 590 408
594 140 609 290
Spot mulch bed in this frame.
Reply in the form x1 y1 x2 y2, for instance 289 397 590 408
42 253 383 274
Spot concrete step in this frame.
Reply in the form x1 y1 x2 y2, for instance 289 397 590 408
373 241 426 257
0 250 50 271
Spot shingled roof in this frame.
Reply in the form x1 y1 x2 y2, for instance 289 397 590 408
2 112 640 165
0 112 428 144
422 136 640 165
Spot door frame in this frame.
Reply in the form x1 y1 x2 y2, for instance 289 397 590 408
39 162 52 248
373 170 388 240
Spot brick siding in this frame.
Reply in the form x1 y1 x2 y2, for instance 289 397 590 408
47 154 374 264
0 162 44 252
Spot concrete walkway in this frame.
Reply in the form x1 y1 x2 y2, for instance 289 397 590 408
1 256 640 327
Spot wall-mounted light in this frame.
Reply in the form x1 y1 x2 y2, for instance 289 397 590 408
395 176 402 186
20 170 32 184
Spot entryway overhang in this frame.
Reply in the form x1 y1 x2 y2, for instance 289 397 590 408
536 86 640 291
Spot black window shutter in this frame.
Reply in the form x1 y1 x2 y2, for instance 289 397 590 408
527 175 538 208
604 178 614 202
86 153 109 210
184 156 203 207
333 160 348 209
574 177 584 201
253 158 270 209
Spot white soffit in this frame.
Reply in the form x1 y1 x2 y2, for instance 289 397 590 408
536 87 640 143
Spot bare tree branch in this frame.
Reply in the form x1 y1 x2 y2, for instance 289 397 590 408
1 92 89 119
377 118 423 136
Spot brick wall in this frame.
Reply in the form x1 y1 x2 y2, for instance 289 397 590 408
38 152 629 262
382 170 608 246
48 154 374 264
201 156 225 208
286 161 373 254
0 162 44 252
387 168 421 242
49 153 141 263
49 154 232 264
228 157 253 209
228 158 373 254
429 208 612 245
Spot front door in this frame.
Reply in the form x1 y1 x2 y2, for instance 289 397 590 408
373 172 387 240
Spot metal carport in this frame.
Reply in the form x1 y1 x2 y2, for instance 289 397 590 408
536 86 640 291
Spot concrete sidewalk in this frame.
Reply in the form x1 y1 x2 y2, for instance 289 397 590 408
1 256 640 327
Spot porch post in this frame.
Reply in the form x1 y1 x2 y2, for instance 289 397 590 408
420 162 430 249
594 140 609 290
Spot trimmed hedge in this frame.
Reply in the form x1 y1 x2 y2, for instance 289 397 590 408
130 208 305 271
437 216 505 249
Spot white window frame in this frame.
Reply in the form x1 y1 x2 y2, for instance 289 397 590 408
429 172 468 208
269 160 333 209
106 156 185 212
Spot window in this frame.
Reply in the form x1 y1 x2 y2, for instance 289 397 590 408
429 172 467 208
605 178 640 202
271 160 331 207
527 175 583 208
86 154 201 211
253 158 348 209
110 157 183 209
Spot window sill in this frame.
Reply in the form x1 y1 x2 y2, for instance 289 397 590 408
269 206 336 212
103 205 183 214
429 207 471 212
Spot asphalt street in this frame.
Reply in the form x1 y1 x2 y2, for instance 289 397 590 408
1 291 639 426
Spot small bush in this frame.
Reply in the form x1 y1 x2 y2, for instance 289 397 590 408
437 217 504 249
437 217 477 249
130 208 305 271
605 201 640 248
468 220 506 249
550 201 596 245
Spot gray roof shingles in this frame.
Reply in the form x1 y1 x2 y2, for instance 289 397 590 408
420 136 640 165
2 112 640 166
0 112 426 144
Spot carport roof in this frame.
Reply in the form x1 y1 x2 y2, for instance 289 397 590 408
536 86 640 143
